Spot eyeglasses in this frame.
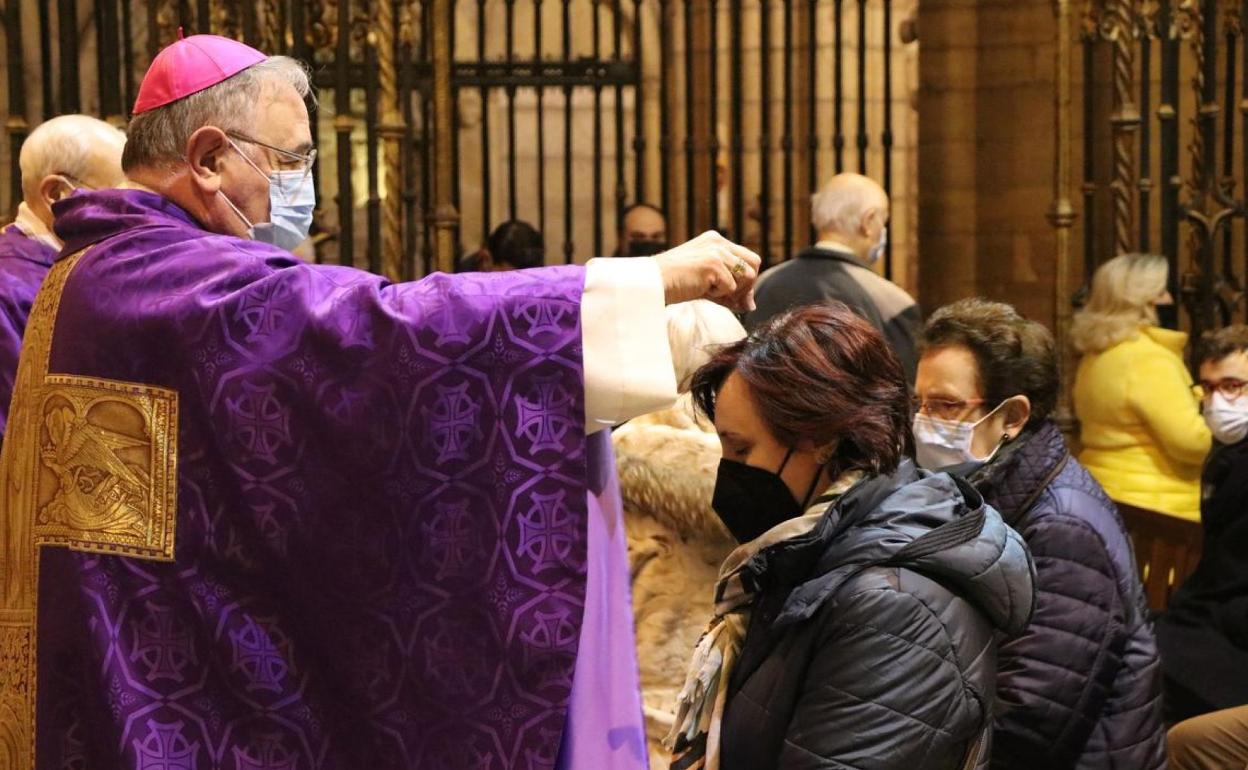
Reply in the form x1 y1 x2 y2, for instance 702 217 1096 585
912 396 987 422
1199 378 1248 402
225 130 317 181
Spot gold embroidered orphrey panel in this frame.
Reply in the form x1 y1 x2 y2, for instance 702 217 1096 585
0 250 179 770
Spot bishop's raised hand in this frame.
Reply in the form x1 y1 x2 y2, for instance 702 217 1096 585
654 231 761 314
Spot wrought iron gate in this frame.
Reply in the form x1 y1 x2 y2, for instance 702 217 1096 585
1071 0 1248 340
0 0 909 281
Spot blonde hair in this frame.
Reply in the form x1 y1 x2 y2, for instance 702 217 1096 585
1070 253 1169 354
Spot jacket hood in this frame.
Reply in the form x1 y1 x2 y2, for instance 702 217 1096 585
772 460 1035 635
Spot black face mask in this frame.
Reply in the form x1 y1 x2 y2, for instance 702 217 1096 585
625 239 668 258
711 449 823 544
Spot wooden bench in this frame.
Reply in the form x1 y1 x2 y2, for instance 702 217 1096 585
1117 504 1203 611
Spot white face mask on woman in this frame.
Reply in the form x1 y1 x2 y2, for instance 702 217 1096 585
1205 392 1248 445
913 401 1011 471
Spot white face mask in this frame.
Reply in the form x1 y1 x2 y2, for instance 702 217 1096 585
866 226 888 265
221 139 316 252
913 401 1010 472
1205 392 1248 445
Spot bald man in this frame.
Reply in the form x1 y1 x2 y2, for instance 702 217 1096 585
615 202 669 257
746 172 922 381
0 115 126 439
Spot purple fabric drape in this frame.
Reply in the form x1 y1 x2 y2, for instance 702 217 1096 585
0 225 56 438
558 432 649 770
33 189 593 769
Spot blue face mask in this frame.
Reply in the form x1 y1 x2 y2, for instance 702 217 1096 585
221 139 316 252
866 226 888 265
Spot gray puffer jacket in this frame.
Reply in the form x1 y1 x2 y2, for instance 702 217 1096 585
720 461 1036 770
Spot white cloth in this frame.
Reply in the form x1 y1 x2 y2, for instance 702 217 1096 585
9 202 61 250
582 257 679 433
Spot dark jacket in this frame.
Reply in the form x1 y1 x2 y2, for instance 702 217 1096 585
1157 437 1248 722
746 246 923 381
720 461 1035 770
966 421 1166 770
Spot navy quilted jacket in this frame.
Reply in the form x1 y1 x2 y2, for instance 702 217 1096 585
719 462 1035 770
967 421 1165 770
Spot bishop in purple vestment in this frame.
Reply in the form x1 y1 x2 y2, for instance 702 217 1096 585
0 36 760 770
0 115 126 439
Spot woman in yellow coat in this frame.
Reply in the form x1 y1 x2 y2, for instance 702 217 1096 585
1072 253 1212 521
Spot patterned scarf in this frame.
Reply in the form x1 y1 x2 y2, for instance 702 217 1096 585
665 474 859 770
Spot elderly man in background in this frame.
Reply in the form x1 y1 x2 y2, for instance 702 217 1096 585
746 172 922 381
0 114 125 441
615 201 669 257
0 33 759 770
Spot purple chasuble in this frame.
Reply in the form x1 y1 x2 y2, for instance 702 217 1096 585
32 188 607 769
0 224 56 439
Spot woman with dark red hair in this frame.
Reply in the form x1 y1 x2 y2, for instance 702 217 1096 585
665 304 1036 770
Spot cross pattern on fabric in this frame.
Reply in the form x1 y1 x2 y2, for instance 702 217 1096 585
129 602 198 683
25 194 591 770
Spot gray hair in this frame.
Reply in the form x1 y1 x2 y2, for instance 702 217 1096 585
813 185 863 234
810 175 887 236
20 115 126 201
122 56 313 172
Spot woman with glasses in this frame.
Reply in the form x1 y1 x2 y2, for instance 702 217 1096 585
1157 325 1248 725
1070 253 1212 521
666 303 1034 770
914 298 1164 770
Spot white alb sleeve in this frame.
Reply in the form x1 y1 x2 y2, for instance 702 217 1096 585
581 257 679 433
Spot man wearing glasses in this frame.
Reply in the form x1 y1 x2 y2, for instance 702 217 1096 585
0 115 126 446
0 34 758 770
218 128 316 251
1158 325 1248 750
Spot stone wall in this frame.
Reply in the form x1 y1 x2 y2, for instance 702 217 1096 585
918 0 1063 328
